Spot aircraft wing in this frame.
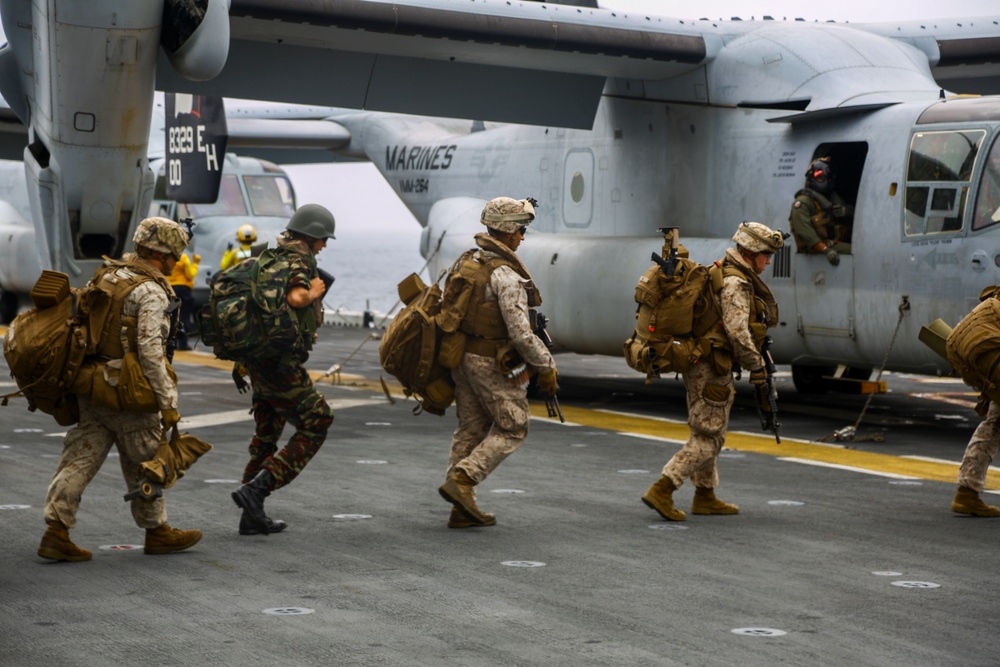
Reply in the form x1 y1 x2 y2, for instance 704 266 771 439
155 0 713 129
153 1 1000 129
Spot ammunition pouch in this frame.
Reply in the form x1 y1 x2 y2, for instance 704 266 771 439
73 354 178 413
437 331 467 369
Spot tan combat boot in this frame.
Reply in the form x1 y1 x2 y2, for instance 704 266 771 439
691 487 739 515
38 521 92 562
144 523 203 555
438 469 491 525
642 476 686 521
447 506 497 529
951 485 1000 517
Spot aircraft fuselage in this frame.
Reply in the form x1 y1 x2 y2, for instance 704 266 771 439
347 94 1000 376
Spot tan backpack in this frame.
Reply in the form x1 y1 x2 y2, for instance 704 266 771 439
946 285 1000 413
623 240 723 382
378 273 455 416
2 272 88 425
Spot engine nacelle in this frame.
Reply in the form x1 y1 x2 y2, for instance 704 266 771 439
162 0 231 81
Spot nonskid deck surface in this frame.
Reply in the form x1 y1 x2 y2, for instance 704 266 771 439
1 326 996 666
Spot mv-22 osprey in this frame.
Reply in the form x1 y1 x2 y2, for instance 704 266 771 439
4 0 1000 392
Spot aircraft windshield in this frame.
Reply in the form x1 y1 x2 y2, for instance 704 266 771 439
244 175 295 217
972 135 1000 232
904 129 986 237
179 175 247 218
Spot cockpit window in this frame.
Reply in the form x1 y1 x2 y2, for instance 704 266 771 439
972 135 1000 232
244 175 295 217
177 175 248 218
904 129 986 237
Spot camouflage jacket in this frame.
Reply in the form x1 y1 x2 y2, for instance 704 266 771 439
118 254 179 411
475 234 555 372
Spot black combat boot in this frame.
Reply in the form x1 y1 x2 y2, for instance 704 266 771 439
239 511 288 535
232 470 275 535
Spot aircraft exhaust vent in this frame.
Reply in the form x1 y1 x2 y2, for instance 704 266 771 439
770 245 791 279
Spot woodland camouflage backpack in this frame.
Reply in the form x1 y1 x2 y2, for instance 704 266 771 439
623 232 723 382
378 272 455 416
197 247 306 362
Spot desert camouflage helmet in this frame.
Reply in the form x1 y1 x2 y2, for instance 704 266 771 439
133 217 190 260
480 197 536 233
732 221 786 254
286 203 336 240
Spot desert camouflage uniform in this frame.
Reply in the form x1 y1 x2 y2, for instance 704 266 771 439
242 236 333 489
44 257 178 529
957 400 1000 492
449 246 556 483
662 248 770 489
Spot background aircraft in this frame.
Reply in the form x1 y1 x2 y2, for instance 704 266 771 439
2 1 1000 392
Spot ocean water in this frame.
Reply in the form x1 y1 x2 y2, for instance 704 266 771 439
317 226 426 318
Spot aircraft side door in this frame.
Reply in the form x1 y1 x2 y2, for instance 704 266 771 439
793 252 855 343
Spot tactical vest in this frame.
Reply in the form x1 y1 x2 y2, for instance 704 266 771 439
438 235 541 358
719 255 777 354
80 258 177 361
791 189 835 252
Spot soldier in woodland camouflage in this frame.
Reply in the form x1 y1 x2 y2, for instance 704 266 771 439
230 204 336 536
437 197 558 528
642 221 784 522
38 217 202 561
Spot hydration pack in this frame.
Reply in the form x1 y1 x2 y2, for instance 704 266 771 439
946 285 1000 414
197 247 306 363
378 272 455 416
623 239 723 382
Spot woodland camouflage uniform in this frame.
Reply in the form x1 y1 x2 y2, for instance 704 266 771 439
231 203 336 536
242 235 333 489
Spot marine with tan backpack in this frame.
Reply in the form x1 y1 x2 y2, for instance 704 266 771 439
15 217 207 561
943 285 1000 517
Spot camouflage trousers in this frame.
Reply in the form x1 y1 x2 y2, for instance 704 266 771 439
44 396 166 530
662 362 735 489
448 353 530 483
958 399 1000 492
244 360 333 489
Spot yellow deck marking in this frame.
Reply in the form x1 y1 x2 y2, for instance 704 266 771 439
528 402 1000 489
5 327 992 490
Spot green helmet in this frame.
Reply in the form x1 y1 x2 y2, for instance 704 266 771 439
286 204 336 240
133 217 190 260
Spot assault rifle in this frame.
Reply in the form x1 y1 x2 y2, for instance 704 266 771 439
532 311 564 423
754 335 781 443
651 226 681 278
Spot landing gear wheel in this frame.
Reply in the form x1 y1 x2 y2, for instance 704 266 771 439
791 364 836 394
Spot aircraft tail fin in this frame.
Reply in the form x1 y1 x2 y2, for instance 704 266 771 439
164 93 228 203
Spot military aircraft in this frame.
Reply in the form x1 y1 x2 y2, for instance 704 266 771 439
0 89 336 321
2 0 1000 392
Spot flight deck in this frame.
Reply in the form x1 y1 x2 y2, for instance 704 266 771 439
1 325 997 666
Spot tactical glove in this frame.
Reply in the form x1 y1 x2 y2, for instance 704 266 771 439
537 368 559 397
749 368 768 386
232 364 250 394
824 248 840 266
161 408 181 429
